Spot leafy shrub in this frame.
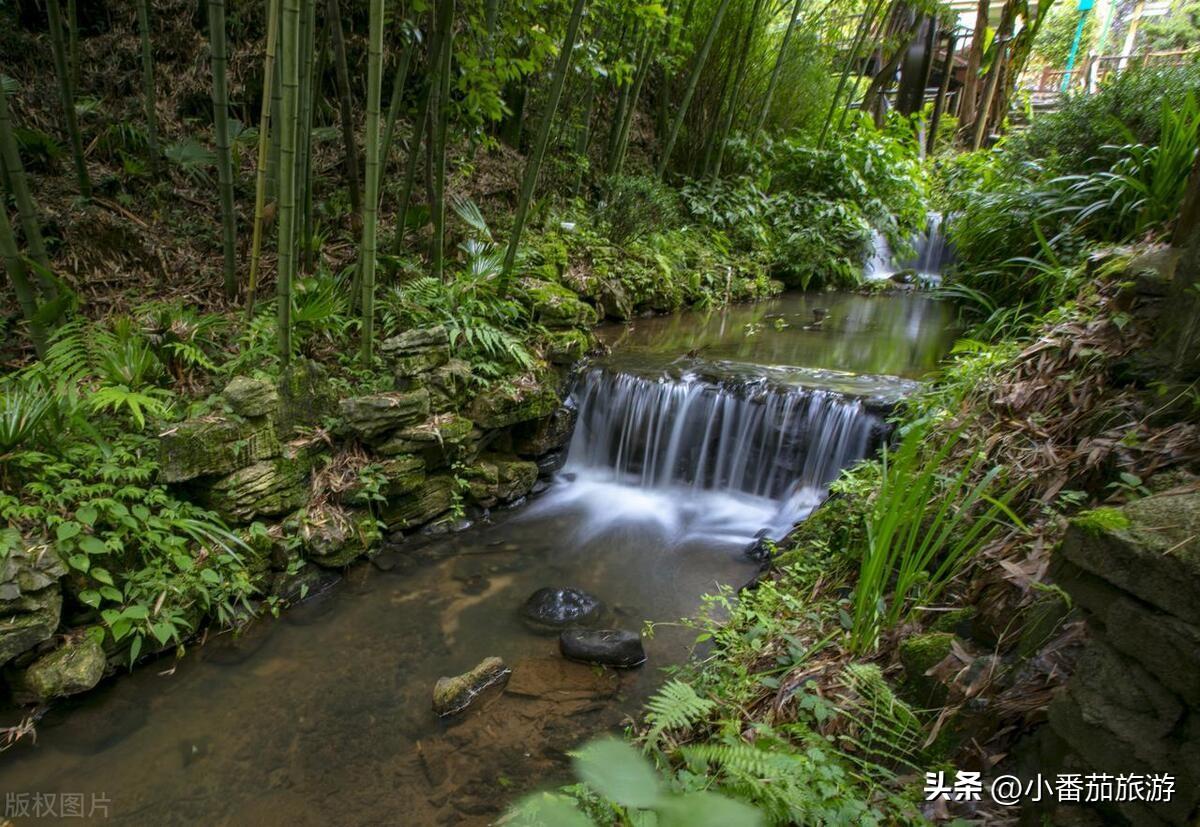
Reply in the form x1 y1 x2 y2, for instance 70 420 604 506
598 174 681 244
1005 63 1200 173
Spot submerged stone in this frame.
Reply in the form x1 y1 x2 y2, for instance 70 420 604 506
339 389 431 441
11 637 106 702
432 656 511 716
559 629 645 668
521 587 603 630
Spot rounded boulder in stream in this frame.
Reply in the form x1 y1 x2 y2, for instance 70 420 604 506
559 629 646 668
520 587 603 630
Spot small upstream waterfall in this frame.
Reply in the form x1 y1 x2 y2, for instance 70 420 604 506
865 230 896 281
529 366 886 546
900 212 953 278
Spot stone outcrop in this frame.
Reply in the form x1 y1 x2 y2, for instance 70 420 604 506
339 389 431 441
10 637 106 702
199 441 318 522
0 542 65 667
381 325 451 378
469 378 559 430
1046 489 1200 825
158 415 281 483
222 376 279 418
464 456 538 507
382 475 455 531
299 505 382 569
518 278 599 329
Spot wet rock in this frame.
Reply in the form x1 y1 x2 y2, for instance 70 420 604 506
0 544 65 666
381 325 451 378
465 456 538 507
199 442 317 522
518 278 599 329
469 378 559 430
743 529 772 562
512 405 576 457
300 504 382 568
432 656 511 716
270 562 341 604
521 587 602 630
559 629 645 668
11 637 106 702
535 450 566 477
339 389 431 441
222 376 279 418
382 475 454 531
158 415 281 483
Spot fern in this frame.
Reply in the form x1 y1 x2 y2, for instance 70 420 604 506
643 680 716 750
833 663 926 774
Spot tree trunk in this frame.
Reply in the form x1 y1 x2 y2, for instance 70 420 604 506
502 0 588 279
135 0 161 169
0 206 47 357
208 0 238 300
750 0 804 146
328 0 363 215
926 33 956 155
67 0 80 93
656 0 734 177
46 0 91 198
957 0 989 126
278 0 302 364
247 0 281 321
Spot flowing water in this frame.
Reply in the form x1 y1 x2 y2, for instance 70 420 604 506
0 292 955 826
864 213 953 283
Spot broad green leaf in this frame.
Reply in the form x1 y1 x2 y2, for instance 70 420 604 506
121 605 149 620
68 554 90 573
129 634 143 665
76 505 98 526
56 521 81 542
79 589 102 609
573 738 661 809
656 792 763 827
79 536 108 556
505 793 592 827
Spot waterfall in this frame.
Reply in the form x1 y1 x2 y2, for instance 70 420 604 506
900 212 953 278
531 366 885 544
864 230 896 281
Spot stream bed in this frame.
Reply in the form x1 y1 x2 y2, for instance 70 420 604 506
0 291 955 825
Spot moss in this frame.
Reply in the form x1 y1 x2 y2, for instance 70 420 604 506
11 637 107 702
1071 506 1131 533
898 632 954 707
929 606 977 636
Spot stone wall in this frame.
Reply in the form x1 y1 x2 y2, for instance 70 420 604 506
1043 487 1200 826
1 312 591 704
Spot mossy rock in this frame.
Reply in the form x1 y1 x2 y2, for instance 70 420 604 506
428 360 473 412
1059 488 1200 625
158 415 281 484
277 358 338 433
198 442 318 523
375 413 475 459
465 456 538 507
543 329 591 365
338 389 431 441
512 406 577 457
898 632 954 707
381 326 451 378
469 377 560 430
11 637 106 702
1 543 67 666
517 278 599 329
300 505 382 568
339 455 427 507
432 656 511 716
222 376 280 418
381 475 455 531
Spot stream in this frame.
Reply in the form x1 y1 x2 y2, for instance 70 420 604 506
0 291 955 825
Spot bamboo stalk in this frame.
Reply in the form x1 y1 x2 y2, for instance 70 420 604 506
208 0 238 299
379 37 414 193
0 205 47 357
135 0 162 169
46 0 91 198
750 0 804 146
327 0 363 216
430 0 454 282
502 0 589 279
247 0 281 321
390 78 431 254
360 0 385 363
655 0 734 178
296 0 317 272
278 0 302 363
0 88 53 295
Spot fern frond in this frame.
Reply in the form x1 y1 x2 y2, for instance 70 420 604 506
644 680 715 749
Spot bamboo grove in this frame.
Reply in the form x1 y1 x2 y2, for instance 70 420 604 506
2 0 1057 363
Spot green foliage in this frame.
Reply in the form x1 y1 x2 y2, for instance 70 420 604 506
644 679 718 752
850 418 1023 652
507 737 762 827
599 175 681 244
0 431 257 663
